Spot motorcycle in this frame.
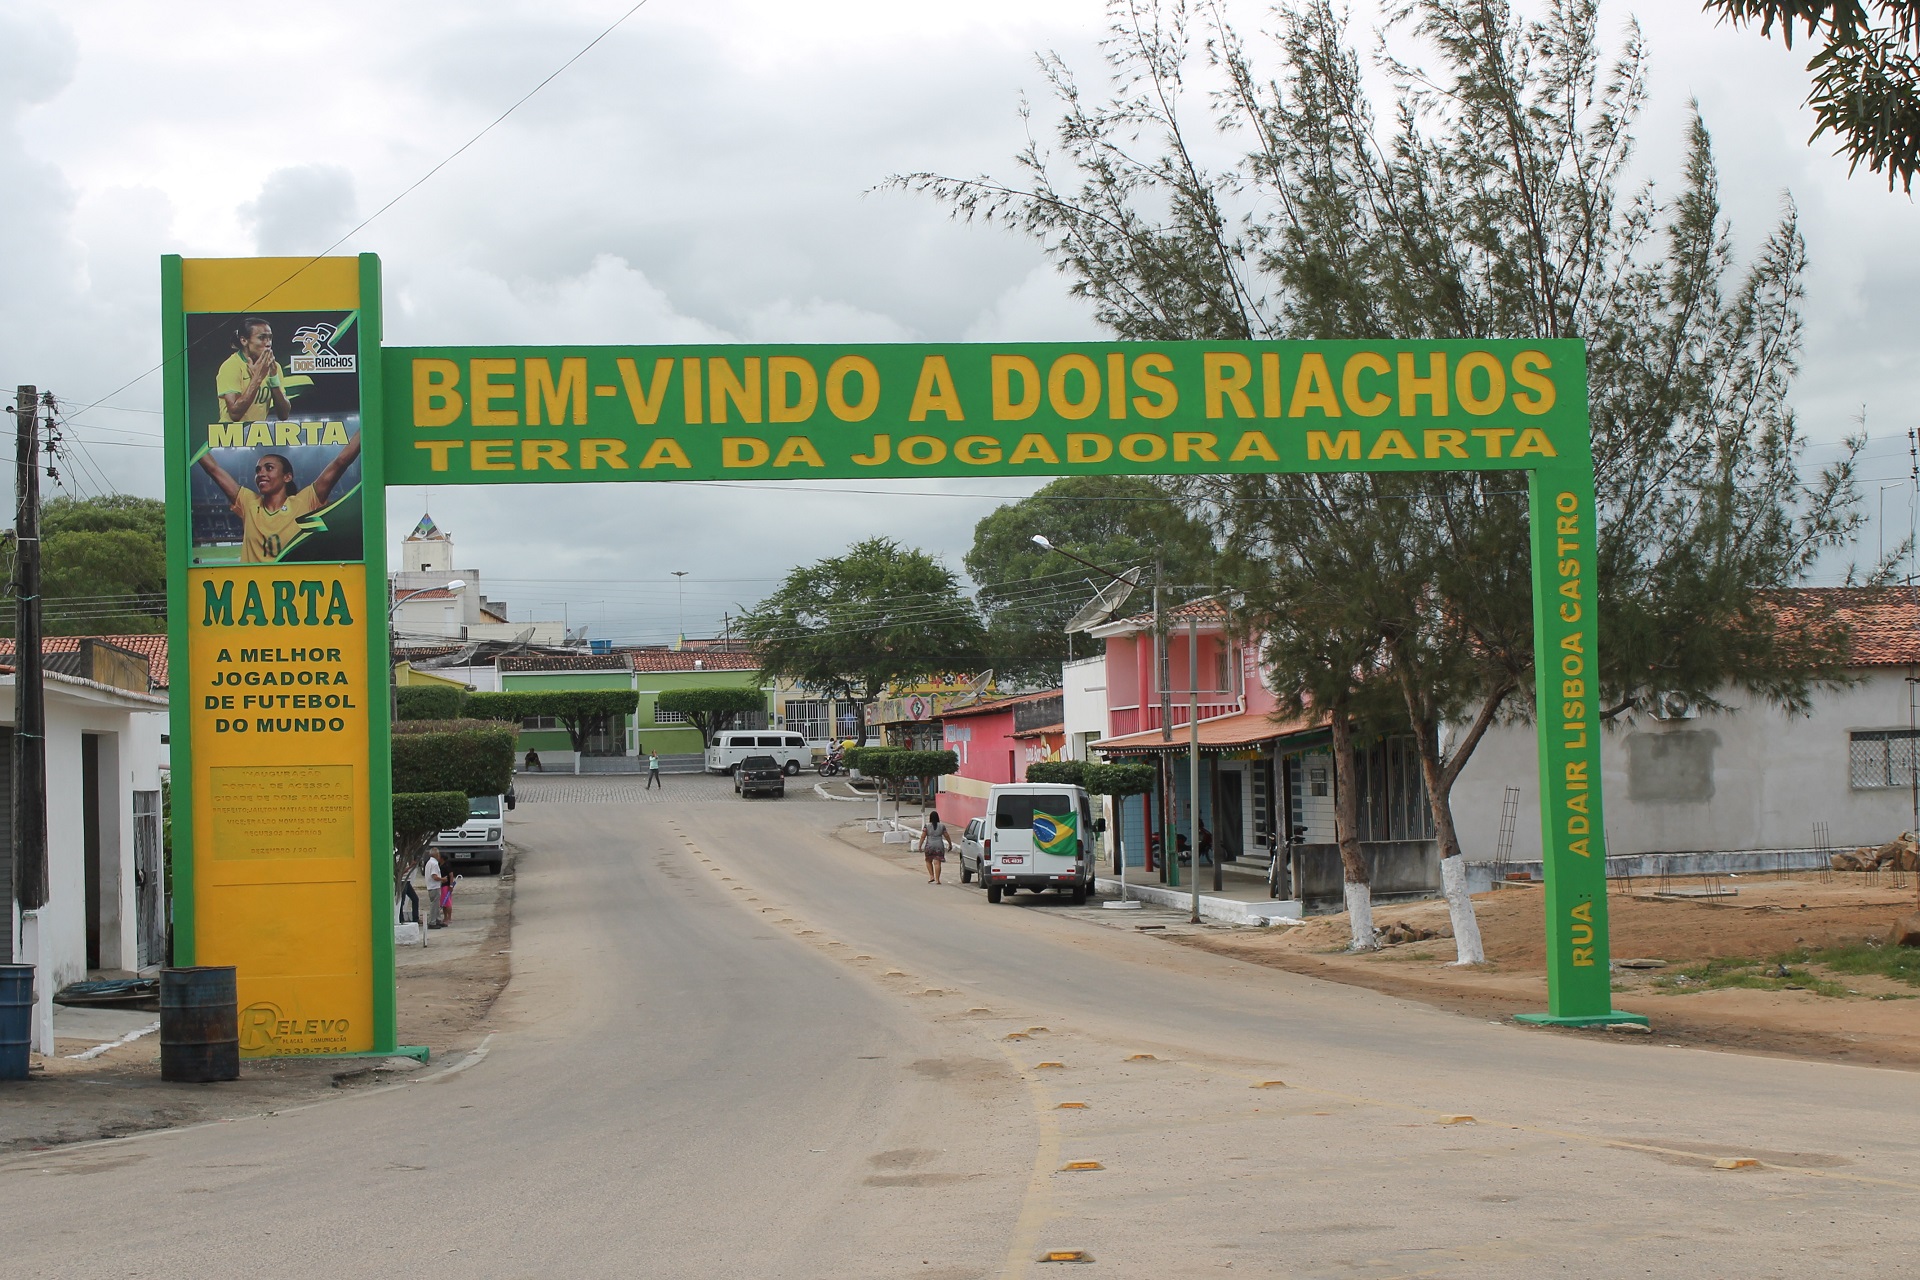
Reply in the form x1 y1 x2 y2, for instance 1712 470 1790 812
818 748 846 777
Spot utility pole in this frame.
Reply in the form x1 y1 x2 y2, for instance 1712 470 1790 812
1188 616 1201 924
1155 553 1175 887
12 386 48 920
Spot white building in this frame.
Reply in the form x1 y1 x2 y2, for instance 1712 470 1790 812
1453 588 1920 868
1 639 169 1054
389 515 567 650
1062 655 1107 761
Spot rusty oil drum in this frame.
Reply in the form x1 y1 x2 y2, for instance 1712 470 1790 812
160 966 239 1082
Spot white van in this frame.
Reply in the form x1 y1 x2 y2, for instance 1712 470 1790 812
981 782 1100 905
706 731 811 776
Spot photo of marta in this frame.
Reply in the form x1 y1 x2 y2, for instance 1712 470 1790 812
186 309 366 565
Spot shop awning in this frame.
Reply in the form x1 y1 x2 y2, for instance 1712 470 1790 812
1094 709 1325 756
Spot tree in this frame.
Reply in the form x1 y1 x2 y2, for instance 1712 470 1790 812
965 476 1217 684
390 718 517 907
1707 1 1920 191
906 0 1870 959
467 690 641 769
655 686 765 746
896 748 961 816
1 495 167 637
739 537 985 745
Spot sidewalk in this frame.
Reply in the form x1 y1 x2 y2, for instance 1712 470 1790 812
1097 859 1303 925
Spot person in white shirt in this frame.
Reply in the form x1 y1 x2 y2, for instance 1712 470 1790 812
425 852 446 929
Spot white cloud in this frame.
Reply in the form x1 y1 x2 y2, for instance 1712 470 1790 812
3 0 1913 627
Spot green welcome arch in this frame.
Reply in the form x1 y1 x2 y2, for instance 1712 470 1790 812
163 253 1641 1058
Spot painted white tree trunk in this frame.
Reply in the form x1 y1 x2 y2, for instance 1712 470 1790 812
1344 880 1377 951
1441 854 1486 965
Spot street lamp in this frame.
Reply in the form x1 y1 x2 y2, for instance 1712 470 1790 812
1031 534 1157 912
390 579 466 720
672 570 689 641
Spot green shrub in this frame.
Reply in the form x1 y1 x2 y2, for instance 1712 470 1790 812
1026 760 1087 786
391 723 517 797
395 684 467 721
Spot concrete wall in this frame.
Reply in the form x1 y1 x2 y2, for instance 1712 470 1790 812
1450 669 1919 863
1062 656 1106 761
4 680 167 1050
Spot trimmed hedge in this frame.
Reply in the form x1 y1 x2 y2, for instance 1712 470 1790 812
1088 761 1156 797
1024 758 1155 797
391 723 517 797
396 684 467 721
393 791 469 841
1025 760 1087 787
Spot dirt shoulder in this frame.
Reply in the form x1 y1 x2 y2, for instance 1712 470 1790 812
1173 872 1920 1069
1 853 518 1154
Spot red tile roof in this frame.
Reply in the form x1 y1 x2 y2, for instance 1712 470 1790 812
1099 596 1229 634
0 634 168 688
1770 586 1920 667
628 650 761 673
498 653 630 673
939 688 1064 720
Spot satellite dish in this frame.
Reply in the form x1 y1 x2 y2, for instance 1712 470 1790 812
1064 565 1143 633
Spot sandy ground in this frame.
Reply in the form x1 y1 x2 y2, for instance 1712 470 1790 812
0 853 516 1153
1178 871 1920 1068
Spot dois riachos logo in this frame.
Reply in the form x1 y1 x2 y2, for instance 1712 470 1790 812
288 322 356 374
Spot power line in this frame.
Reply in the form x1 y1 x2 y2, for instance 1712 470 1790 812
65 0 657 421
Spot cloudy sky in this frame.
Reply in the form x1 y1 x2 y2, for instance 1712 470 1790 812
4 0 1914 643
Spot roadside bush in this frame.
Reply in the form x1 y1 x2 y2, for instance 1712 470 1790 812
1026 760 1088 786
396 684 467 721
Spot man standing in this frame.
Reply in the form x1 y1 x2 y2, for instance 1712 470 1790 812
425 851 446 930
646 751 662 790
217 317 293 423
197 434 362 563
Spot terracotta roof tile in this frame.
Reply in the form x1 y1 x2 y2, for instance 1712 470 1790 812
0 634 168 688
939 688 1064 719
627 650 761 673
1768 586 1920 667
498 653 631 673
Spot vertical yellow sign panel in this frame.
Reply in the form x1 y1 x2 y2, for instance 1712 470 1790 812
174 256 379 1056
188 566 372 1054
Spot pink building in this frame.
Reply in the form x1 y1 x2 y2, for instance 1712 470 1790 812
937 690 1066 830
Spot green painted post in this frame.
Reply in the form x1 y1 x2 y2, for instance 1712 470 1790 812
159 255 195 965
358 253 403 1055
1516 462 1645 1026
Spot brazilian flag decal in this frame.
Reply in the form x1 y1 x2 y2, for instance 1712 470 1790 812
1033 811 1079 858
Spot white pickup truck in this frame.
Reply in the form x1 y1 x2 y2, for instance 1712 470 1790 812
433 792 511 875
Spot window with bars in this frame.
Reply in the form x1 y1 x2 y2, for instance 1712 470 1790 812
651 708 689 725
1850 730 1920 790
521 715 560 730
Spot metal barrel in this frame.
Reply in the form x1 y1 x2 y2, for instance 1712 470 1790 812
159 966 239 1083
0 964 32 1081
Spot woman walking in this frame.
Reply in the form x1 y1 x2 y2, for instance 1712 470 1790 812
921 810 950 885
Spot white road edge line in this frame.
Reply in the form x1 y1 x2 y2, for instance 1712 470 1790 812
63 1021 161 1060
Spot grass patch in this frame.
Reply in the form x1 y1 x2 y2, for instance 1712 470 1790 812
1377 950 1437 962
1778 941 1920 988
1651 956 1849 998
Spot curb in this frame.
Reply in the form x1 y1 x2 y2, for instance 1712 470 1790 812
1092 877 1302 926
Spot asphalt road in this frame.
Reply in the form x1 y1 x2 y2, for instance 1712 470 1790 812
7 776 1919 1278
